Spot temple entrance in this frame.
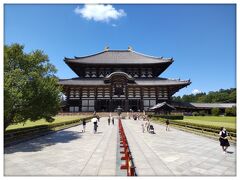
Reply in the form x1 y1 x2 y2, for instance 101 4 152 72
112 99 125 111
129 99 141 112
95 100 109 112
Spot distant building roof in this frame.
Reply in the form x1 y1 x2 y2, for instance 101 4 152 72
172 101 236 109
150 102 176 110
64 50 173 65
190 103 236 109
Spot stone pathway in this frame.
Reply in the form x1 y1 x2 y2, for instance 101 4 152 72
4 117 236 176
4 117 118 176
122 119 236 176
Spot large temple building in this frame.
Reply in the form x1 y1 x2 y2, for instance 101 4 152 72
59 47 191 112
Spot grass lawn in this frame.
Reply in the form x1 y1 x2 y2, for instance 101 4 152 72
174 116 236 130
6 115 89 131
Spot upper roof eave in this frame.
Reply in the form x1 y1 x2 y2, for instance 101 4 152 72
64 49 174 65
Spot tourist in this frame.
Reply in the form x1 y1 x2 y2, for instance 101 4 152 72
96 114 100 122
127 112 129 119
166 119 170 131
91 116 98 133
137 112 140 120
149 124 155 134
93 121 98 133
133 113 137 120
219 127 230 153
108 116 111 125
141 119 145 133
82 119 86 132
146 119 150 132
112 117 115 125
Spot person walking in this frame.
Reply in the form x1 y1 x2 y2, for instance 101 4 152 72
112 116 115 125
96 114 100 122
93 121 98 133
166 119 170 131
108 116 111 125
82 119 86 132
146 119 150 132
219 127 230 153
141 119 145 133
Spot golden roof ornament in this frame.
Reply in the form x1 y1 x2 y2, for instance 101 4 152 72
104 46 109 51
128 46 133 51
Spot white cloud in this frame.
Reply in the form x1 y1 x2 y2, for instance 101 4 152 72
112 23 117 27
74 4 126 23
192 89 202 95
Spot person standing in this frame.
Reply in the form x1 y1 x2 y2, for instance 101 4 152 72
166 119 170 131
82 119 86 132
219 127 230 153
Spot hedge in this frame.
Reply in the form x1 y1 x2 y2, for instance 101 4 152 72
4 116 93 147
148 114 184 120
152 118 236 137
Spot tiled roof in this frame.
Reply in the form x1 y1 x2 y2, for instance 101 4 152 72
150 102 176 110
64 50 173 65
172 101 236 109
190 103 236 108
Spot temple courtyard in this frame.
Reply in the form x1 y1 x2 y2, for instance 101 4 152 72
4 117 236 176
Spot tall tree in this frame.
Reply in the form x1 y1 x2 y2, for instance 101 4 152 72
173 88 236 103
4 44 61 130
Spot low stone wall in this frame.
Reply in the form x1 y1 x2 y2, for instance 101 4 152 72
151 118 236 143
4 116 93 147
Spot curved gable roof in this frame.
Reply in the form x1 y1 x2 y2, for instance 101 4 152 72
64 50 173 65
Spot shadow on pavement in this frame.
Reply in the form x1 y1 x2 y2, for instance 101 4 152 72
4 130 82 154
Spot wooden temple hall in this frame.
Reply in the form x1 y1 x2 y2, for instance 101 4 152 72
59 47 191 112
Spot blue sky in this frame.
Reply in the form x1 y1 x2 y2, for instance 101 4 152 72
4 4 236 96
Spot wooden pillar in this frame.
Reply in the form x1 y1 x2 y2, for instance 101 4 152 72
109 85 113 112
140 87 144 111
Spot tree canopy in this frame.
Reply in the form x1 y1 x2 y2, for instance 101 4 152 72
173 88 236 103
4 44 61 130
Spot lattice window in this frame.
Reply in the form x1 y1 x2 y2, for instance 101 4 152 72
70 89 74 97
150 88 156 97
89 88 95 97
82 88 88 97
128 88 134 97
104 88 110 97
75 90 79 98
135 88 141 97
143 88 149 98
97 88 103 97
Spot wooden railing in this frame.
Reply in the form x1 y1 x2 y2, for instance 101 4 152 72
119 119 136 176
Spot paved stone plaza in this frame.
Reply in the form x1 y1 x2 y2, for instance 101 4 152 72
4 117 236 176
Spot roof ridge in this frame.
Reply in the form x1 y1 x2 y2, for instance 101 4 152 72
131 50 173 61
65 50 105 60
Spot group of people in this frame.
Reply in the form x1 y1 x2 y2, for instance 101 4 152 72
81 112 100 133
107 115 115 125
82 111 231 154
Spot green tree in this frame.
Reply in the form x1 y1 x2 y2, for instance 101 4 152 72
211 108 220 116
225 107 236 116
4 44 62 130
199 110 206 116
173 88 236 103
